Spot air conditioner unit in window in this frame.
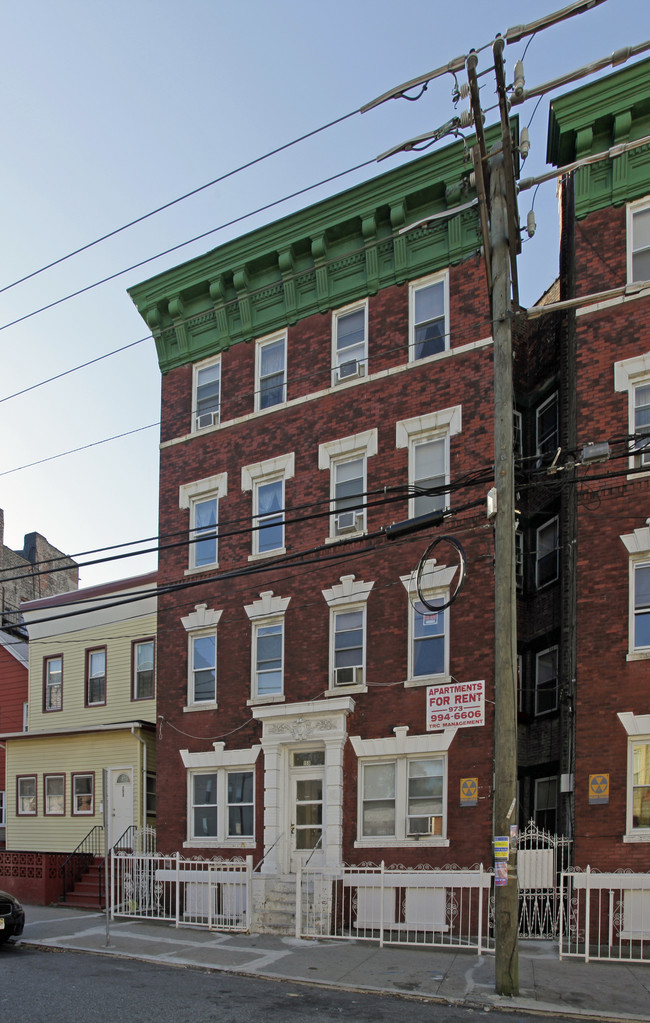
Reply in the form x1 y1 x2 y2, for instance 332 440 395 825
335 510 363 534
196 410 218 430
336 359 365 382
407 815 439 836
334 665 363 687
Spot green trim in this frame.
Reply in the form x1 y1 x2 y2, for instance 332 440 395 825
129 123 512 374
547 57 650 219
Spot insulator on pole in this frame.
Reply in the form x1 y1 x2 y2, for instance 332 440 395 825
513 60 525 98
526 209 536 237
520 126 530 159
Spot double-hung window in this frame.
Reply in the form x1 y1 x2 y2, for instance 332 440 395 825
536 518 559 588
181 604 223 708
409 272 449 361
245 591 290 702
534 776 558 832
193 357 221 430
614 352 650 474
535 646 558 715
401 560 455 685
256 333 287 410
242 453 295 559
319 430 377 540
132 639 155 700
360 757 445 840
628 198 650 284
396 407 461 520
323 574 373 692
0 791 4 827
73 774 94 815
333 302 367 383
634 562 650 651
632 741 650 831
86 648 106 706
45 774 65 815
179 473 227 572
44 655 62 711
190 633 217 705
189 769 255 842
17 776 36 815
536 392 559 461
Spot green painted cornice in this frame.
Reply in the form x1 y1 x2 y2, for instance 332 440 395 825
547 57 650 219
129 122 512 374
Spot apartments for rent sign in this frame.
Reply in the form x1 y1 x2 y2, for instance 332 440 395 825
427 680 485 730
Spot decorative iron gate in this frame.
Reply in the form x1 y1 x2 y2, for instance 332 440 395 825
517 820 572 939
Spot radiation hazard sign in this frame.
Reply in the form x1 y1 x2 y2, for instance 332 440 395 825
589 773 609 804
460 777 478 806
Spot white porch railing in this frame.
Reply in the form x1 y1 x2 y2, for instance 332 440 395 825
560 868 650 963
297 861 493 953
111 851 253 931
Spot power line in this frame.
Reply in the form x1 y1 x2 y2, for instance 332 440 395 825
0 108 361 296
0 157 377 334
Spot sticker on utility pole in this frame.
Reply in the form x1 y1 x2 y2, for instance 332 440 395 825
589 774 609 804
427 680 485 730
493 836 510 860
494 861 508 886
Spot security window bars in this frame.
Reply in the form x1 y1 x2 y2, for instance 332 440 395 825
254 622 283 696
634 562 650 650
227 771 254 837
191 634 216 704
535 646 558 716
133 640 155 700
86 649 106 705
257 336 286 409
411 277 447 360
334 304 367 381
192 774 217 838
44 655 62 711
194 359 221 429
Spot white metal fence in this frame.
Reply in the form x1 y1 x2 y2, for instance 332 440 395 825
517 820 573 939
560 868 650 963
297 862 493 953
111 851 253 931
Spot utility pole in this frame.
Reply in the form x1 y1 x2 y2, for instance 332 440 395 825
490 137 519 998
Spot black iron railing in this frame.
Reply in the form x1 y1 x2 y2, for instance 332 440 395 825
60 825 104 902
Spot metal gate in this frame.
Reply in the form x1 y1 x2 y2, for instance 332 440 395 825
517 820 572 939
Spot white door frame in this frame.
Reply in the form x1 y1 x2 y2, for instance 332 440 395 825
108 766 134 848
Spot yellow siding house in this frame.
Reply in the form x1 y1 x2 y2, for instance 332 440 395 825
4 572 157 856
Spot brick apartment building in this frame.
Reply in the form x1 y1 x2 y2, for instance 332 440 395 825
127 55 650 920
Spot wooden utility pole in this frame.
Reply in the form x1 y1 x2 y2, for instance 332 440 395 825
490 141 519 996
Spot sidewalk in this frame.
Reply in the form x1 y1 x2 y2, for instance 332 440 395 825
16 903 650 1021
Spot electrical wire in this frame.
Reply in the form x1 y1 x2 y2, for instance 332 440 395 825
0 108 361 296
0 158 378 334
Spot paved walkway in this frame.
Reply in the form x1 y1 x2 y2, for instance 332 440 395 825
14 903 650 1020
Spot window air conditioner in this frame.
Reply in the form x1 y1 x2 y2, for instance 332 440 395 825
336 510 363 533
336 359 365 382
407 815 437 836
334 665 363 687
196 410 218 430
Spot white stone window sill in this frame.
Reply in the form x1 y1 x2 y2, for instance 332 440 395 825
354 837 450 849
627 650 650 661
623 832 650 843
247 693 285 707
183 839 256 850
325 684 367 697
184 702 218 713
248 548 286 563
404 674 452 689
184 563 219 577
325 531 366 545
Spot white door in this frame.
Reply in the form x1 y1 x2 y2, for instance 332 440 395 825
289 750 325 872
109 768 134 848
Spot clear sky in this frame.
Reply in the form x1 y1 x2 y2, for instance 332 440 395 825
1 0 648 589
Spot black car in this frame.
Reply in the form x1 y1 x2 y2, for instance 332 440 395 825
0 890 25 943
